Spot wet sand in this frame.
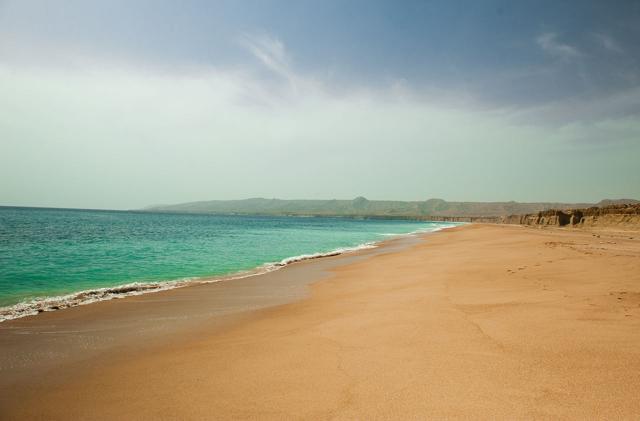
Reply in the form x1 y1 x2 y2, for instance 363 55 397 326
2 224 640 419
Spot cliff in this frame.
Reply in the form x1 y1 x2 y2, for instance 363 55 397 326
496 204 640 229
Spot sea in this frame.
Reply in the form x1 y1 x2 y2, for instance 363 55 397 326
0 206 456 321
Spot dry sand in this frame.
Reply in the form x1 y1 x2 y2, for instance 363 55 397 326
2 224 640 419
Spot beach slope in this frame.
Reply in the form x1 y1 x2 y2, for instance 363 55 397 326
3 224 640 419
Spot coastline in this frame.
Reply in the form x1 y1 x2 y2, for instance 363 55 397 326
0 227 434 410
2 224 640 418
0 223 456 323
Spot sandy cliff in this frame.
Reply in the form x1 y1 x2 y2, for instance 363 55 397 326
501 204 640 229
427 204 640 229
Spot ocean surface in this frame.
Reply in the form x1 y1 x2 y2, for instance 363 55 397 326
0 207 455 320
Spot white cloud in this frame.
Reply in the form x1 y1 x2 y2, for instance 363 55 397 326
238 33 313 98
593 32 623 54
0 34 638 208
239 34 290 78
536 32 582 60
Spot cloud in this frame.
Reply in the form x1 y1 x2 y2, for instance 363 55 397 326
509 86 640 128
536 32 582 60
1 33 639 207
238 33 300 89
236 32 337 105
2 50 638 207
593 32 623 54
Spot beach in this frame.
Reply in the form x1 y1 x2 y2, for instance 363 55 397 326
2 223 640 419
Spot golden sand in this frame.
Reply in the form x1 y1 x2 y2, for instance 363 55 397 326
3 224 640 419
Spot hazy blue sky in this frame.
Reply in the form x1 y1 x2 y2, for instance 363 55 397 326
1 0 639 209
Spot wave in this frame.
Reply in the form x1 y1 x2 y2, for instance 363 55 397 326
377 223 460 237
0 224 458 323
268 242 377 267
0 241 379 323
411 223 461 234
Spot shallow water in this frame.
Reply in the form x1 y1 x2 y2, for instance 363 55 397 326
0 206 455 319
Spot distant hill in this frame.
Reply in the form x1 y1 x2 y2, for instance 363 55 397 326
143 197 639 218
596 199 640 207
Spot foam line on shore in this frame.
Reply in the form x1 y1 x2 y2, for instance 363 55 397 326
0 224 460 323
0 244 376 322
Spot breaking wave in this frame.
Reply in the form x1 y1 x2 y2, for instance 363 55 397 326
0 242 379 323
0 223 460 323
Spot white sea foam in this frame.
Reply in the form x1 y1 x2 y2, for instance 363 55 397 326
0 242 379 323
0 278 202 323
267 242 378 268
412 223 459 234
0 223 458 323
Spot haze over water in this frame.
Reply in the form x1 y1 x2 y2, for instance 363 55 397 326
1 2 639 209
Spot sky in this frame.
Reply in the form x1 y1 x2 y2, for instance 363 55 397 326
1 0 639 209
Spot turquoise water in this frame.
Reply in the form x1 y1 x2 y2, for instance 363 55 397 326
0 207 453 317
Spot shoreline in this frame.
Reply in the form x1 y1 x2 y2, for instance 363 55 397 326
2 223 639 418
0 223 458 323
0 226 438 407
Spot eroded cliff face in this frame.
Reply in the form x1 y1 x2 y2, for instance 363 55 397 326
425 204 640 229
499 204 640 229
